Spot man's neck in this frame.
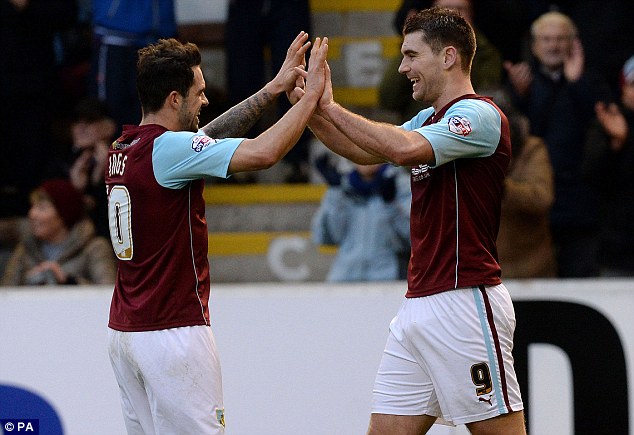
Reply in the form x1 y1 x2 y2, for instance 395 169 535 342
433 79 475 114
140 112 176 131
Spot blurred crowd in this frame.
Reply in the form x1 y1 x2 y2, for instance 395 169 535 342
1 0 632 284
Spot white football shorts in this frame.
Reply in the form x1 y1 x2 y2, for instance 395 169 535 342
108 325 225 434
372 284 524 426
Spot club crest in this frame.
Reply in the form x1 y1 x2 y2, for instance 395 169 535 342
447 116 472 136
215 408 225 428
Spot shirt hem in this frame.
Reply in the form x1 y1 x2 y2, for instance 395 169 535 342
108 319 209 332
405 278 502 298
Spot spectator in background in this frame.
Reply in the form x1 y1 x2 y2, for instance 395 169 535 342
90 0 177 130
473 1 634 94
225 0 313 182
311 156 411 282
2 178 116 286
528 1 634 101
0 0 78 220
494 94 556 279
379 0 503 121
504 11 609 277
582 55 634 277
47 97 116 238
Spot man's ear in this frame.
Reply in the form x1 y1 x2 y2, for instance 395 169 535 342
443 46 458 70
167 91 181 110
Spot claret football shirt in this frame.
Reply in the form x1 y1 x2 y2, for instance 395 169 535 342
400 95 511 298
105 124 242 331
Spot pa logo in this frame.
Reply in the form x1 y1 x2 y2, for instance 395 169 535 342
0 384 62 435
3 420 38 432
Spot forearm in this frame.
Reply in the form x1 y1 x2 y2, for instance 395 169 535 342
228 93 319 173
202 83 280 139
322 102 431 166
309 112 384 165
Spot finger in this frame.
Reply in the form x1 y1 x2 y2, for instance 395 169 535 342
291 31 309 49
287 32 310 59
310 37 321 55
322 37 329 56
310 37 328 65
294 66 308 78
297 40 311 58
294 71 305 90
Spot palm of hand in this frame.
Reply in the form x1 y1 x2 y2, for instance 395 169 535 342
563 39 584 82
596 102 628 147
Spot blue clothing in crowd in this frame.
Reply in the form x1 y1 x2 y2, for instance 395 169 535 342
312 164 411 282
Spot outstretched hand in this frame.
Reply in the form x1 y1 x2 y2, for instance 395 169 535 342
269 31 311 96
288 39 333 116
303 37 328 100
318 61 335 114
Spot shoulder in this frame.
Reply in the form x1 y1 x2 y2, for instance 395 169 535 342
401 107 435 131
441 99 502 136
450 98 501 119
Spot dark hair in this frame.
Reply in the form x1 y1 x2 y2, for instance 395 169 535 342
73 97 111 122
403 6 476 74
136 38 202 114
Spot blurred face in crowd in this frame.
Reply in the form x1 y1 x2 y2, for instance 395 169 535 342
177 66 209 132
531 15 576 72
433 0 473 24
28 195 67 243
72 117 116 150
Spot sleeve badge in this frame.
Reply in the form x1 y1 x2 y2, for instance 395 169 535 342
191 135 215 152
447 116 472 136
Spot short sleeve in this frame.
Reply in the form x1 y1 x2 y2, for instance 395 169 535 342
152 130 243 189
408 100 502 167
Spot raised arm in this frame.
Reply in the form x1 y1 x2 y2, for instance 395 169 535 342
227 37 329 174
299 62 434 167
316 61 435 167
202 31 311 139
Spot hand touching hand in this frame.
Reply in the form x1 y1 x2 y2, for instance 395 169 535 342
287 71 306 105
268 31 311 95
317 61 335 114
287 38 333 111
290 59 334 121
303 36 328 100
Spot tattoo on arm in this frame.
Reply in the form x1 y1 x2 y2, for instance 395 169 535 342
202 88 278 139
